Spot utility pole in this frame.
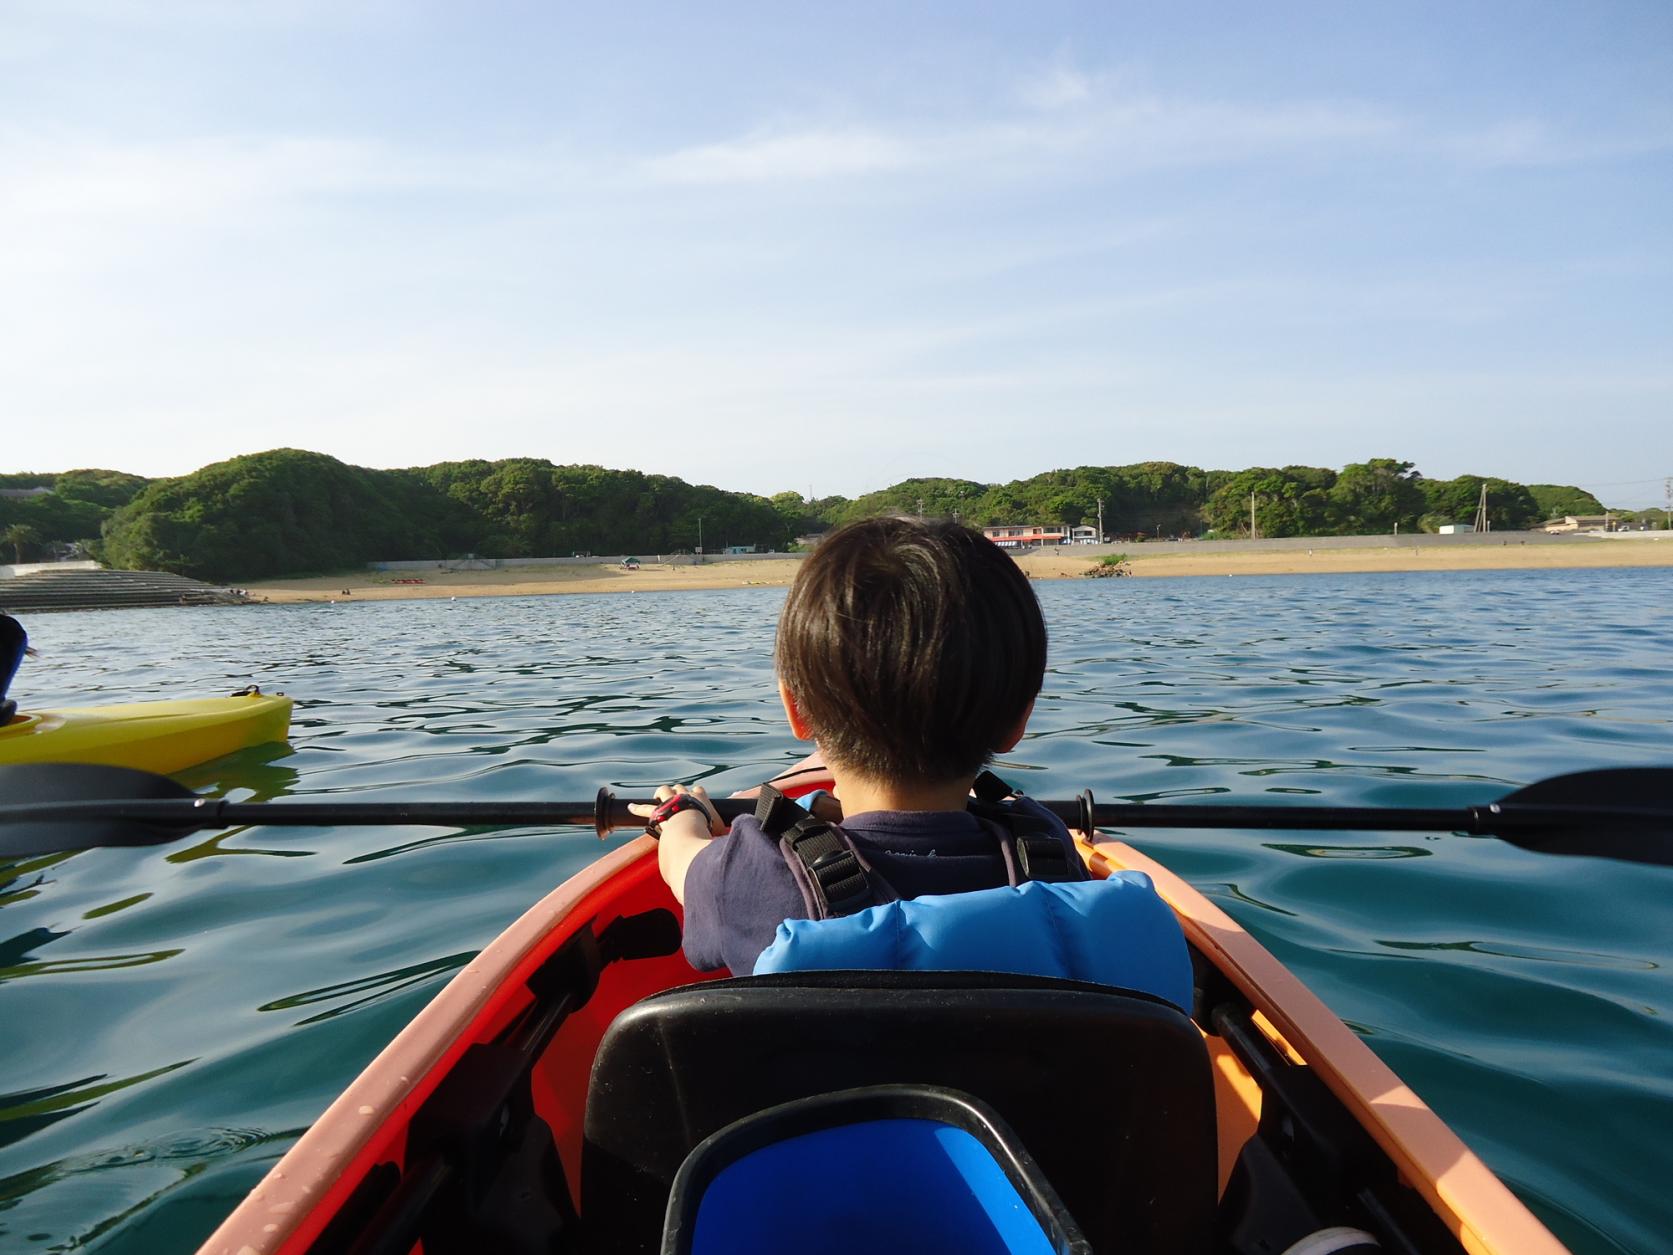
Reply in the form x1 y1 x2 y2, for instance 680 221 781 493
1096 496 1105 543
1665 477 1672 530
1473 483 1489 533
1249 492 1258 540
697 516 703 556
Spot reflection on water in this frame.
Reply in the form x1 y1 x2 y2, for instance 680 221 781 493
1264 842 1432 860
0 1063 193 1152
257 952 476 1026
1375 938 1660 971
0 569 1670 1254
164 831 312 863
82 893 153 921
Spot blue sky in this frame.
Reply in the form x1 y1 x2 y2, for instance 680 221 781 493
3 2 1670 506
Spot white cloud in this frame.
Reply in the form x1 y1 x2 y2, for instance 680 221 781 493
642 127 919 185
639 90 1408 191
3 134 386 220
8 0 378 30
1019 66 1098 111
1441 117 1673 167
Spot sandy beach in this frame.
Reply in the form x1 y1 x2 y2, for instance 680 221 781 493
244 538 1673 604
1017 538 1673 581
248 559 806 603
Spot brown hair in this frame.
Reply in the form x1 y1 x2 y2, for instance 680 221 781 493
776 517 1047 782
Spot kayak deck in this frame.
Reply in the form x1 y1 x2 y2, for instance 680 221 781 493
0 691 293 774
199 830 1566 1255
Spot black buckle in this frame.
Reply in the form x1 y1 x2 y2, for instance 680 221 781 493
1016 834 1072 882
787 824 875 916
971 771 1015 804
755 784 809 836
810 848 871 912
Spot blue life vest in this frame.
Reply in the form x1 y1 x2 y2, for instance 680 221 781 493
753 874 1194 1012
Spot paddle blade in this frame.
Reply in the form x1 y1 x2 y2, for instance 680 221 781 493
1493 768 1673 866
0 763 202 857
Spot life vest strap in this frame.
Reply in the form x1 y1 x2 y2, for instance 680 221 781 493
970 771 1082 885
758 783 889 919
783 818 877 918
758 776 1083 920
753 784 807 833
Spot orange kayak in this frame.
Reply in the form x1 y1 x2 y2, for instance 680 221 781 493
199 767 1566 1255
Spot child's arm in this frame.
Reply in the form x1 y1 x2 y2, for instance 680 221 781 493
627 784 726 905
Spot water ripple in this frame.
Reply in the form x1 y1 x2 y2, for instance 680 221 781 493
0 571 1670 1253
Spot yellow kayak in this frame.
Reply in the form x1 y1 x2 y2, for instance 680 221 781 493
0 689 293 774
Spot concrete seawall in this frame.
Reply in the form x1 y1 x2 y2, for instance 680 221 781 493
369 550 808 571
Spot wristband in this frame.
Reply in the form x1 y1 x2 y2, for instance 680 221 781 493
645 792 714 837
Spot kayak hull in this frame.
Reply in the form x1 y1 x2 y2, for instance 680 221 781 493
0 693 293 774
199 816 1566 1255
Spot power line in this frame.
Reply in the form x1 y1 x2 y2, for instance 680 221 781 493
1571 475 1673 488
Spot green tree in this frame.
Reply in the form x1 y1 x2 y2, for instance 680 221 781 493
1206 468 1336 537
3 523 40 563
1419 476 1541 531
829 478 989 526
1526 484 1605 521
104 450 451 580
770 491 827 545
1327 459 1426 533
52 470 149 509
0 470 150 554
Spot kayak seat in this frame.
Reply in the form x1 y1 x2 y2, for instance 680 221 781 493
662 1083 1092 1255
582 970 1217 1255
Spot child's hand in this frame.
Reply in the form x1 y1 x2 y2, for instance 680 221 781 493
631 784 725 906
628 783 726 837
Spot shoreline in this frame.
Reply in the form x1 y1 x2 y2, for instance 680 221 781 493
245 539 1673 604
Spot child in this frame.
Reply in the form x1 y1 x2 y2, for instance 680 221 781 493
631 516 1086 976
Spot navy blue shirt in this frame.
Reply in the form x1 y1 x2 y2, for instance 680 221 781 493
681 800 1082 975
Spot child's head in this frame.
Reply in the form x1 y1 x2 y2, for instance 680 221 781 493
775 517 1047 784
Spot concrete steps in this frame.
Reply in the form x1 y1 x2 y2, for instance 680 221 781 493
0 568 251 613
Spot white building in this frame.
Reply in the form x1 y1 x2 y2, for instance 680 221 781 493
1543 515 1608 534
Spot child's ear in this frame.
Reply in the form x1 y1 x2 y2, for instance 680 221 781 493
993 698 1035 753
778 679 814 741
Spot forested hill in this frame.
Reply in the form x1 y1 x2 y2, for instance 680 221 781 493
2 449 1615 582
95 451 790 582
0 470 151 562
819 463 1607 541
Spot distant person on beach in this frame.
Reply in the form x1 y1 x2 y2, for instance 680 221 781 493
631 517 1170 977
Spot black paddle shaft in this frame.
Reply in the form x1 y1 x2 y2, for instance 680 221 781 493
0 790 1621 838
1 763 1668 863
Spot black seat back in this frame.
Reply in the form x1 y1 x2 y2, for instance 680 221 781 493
582 971 1217 1254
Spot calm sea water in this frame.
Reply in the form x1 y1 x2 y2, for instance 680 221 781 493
2 569 1670 1254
